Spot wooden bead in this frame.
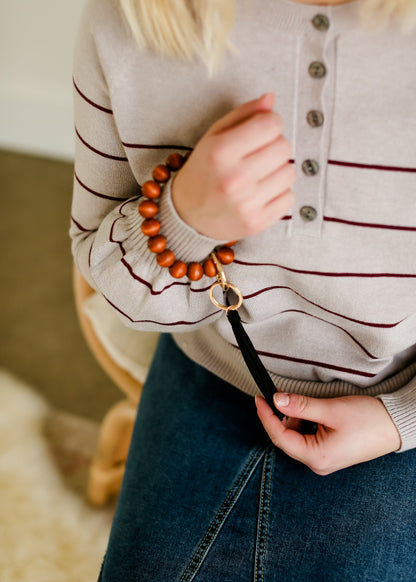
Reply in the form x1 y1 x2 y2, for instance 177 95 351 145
152 164 170 183
216 247 235 265
142 180 161 199
157 249 175 268
141 154 238 282
203 258 217 278
138 199 158 218
187 262 204 281
141 219 161 237
148 235 167 254
166 153 184 171
169 260 187 279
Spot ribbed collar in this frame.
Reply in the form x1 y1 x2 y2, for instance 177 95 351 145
262 0 361 36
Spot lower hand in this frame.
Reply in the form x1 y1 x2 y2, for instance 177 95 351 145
255 392 401 475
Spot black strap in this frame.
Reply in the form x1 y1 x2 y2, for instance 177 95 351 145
226 308 284 421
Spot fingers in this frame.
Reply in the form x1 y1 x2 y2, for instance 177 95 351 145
172 92 295 239
208 92 275 135
215 110 285 164
255 394 286 438
207 127 294 214
242 135 294 187
256 393 403 476
254 163 296 206
273 392 336 426
239 189 295 236
255 395 311 463
216 142 295 230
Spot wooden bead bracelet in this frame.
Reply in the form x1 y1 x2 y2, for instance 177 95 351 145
138 153 236 281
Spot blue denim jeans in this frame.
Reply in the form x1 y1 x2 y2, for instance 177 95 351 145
98 334 416 581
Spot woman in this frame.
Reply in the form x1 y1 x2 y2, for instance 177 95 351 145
71 0 416 579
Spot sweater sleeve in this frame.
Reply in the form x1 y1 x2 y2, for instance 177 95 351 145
70 0 225 333
377 380 416 453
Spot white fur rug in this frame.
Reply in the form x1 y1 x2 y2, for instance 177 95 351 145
0 370 113 582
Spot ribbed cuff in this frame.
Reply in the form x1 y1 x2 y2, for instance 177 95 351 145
377 380 416 452
158 178 226 262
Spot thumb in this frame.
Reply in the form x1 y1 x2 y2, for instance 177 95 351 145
273 392 334 426
208 92 275 135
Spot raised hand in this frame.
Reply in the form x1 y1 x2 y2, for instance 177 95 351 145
172 93 295 240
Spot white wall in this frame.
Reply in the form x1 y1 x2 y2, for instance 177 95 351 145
0 0 86 161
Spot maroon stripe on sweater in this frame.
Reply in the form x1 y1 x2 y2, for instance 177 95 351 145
75 128 128 161
121 253 212 295
234 259 416 279
324 216 416 231
108 199 213 295
73 78 113 114
122 142 193 151
109 198 139 259
120 257 191 294
71 216 91 232
252 348 376 378
243 285 403 328
74 171 133 201
278 215 415 230
328 159 416 173
102 292 219 325
266 309 378 359
118 257 211 295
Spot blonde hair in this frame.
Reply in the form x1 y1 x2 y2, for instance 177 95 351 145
120 0 235 74
360 0 416 31
120 0 416 72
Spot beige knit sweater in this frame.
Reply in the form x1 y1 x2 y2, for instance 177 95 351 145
71 0 416 450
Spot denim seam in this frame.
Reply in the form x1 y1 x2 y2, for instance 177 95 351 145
254 447 274 582
179 446 265 582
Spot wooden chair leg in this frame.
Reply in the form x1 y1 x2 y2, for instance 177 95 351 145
87 398 137 506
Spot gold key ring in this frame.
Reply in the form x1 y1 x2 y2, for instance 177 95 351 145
209 281 243 312
209 252 243 312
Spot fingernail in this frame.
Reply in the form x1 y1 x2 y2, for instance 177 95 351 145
274 393 290 407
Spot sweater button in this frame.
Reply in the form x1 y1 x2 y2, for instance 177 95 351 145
306 110 324 128
312 14 330 31
300 206 317 222
302 159 319 176
308 61 326 79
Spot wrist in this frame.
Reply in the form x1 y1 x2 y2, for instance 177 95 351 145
159 177 227 261
170 171 199 231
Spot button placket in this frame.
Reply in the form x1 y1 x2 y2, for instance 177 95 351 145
292 14 330 236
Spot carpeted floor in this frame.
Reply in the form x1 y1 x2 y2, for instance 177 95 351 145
0 369 114 582
0 149 127 580
0 149 120 422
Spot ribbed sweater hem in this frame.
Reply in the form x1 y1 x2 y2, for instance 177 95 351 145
172 330 416 452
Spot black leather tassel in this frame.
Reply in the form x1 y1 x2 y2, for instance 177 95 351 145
226 308 284 420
